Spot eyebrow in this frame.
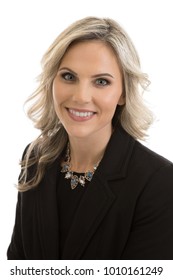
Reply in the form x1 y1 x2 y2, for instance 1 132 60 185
58 67 114 79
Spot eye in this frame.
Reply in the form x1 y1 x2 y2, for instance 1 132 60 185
95 78 110 86
61 72 75 81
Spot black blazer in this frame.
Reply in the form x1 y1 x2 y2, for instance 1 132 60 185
7 125 173 259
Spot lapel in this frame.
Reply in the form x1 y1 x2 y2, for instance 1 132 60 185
62 174 116 259
36 124 135 259
62 124 135 259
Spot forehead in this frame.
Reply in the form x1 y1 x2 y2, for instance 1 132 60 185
59 40 121 74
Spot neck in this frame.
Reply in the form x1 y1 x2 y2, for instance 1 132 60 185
68 128 113 173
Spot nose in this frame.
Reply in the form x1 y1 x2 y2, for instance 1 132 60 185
72 83 92 104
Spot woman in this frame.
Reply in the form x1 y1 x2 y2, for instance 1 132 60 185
7 16 173 260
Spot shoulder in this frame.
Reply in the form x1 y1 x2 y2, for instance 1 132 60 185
132 141 173 208
21 142 38 159
126 143 173 235
122 133 173 196
132 141 173 196
132 140 173 173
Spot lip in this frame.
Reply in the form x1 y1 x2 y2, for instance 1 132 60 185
67 107 96 113
66 108 96 122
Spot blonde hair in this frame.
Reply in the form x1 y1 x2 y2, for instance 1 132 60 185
18 16 153 191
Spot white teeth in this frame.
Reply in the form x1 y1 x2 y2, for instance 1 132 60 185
69 109 94 117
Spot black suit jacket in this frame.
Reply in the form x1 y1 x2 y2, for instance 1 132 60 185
7 125 173 259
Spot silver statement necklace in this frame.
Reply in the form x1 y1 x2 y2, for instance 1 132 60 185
61 143 99 190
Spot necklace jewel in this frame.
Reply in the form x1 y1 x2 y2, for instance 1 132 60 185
61 143 100 189
65 171 72 179
85 171 94 181
78 176 85 186
71 175 78 189
61 164 69 173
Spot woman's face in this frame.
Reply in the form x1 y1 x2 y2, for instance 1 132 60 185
52 40 124 140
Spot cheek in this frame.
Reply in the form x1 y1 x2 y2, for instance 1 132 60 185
52 81 65 105
100 91 121 109
97 90 122 120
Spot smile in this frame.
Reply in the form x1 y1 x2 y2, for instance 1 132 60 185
67 108 96 121
69 109 95 117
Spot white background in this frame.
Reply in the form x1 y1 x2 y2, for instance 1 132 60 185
0 0 173 260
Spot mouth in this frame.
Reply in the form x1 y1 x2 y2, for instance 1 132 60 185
66 108 96 121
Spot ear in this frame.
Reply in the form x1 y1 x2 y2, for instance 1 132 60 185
118 94 125 105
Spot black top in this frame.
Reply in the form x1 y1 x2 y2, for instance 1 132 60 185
7 124 173 260
57 171 89 258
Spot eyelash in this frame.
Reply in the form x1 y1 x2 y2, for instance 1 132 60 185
61 72 110 86
61 72 75 81
95 78 110 86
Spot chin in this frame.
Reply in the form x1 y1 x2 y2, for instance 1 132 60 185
66 128 93 139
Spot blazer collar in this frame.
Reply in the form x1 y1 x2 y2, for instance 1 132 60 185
37 124 136 259
97 123 135 180
62 124 136 259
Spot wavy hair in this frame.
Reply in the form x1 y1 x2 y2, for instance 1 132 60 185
18 16 153 191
